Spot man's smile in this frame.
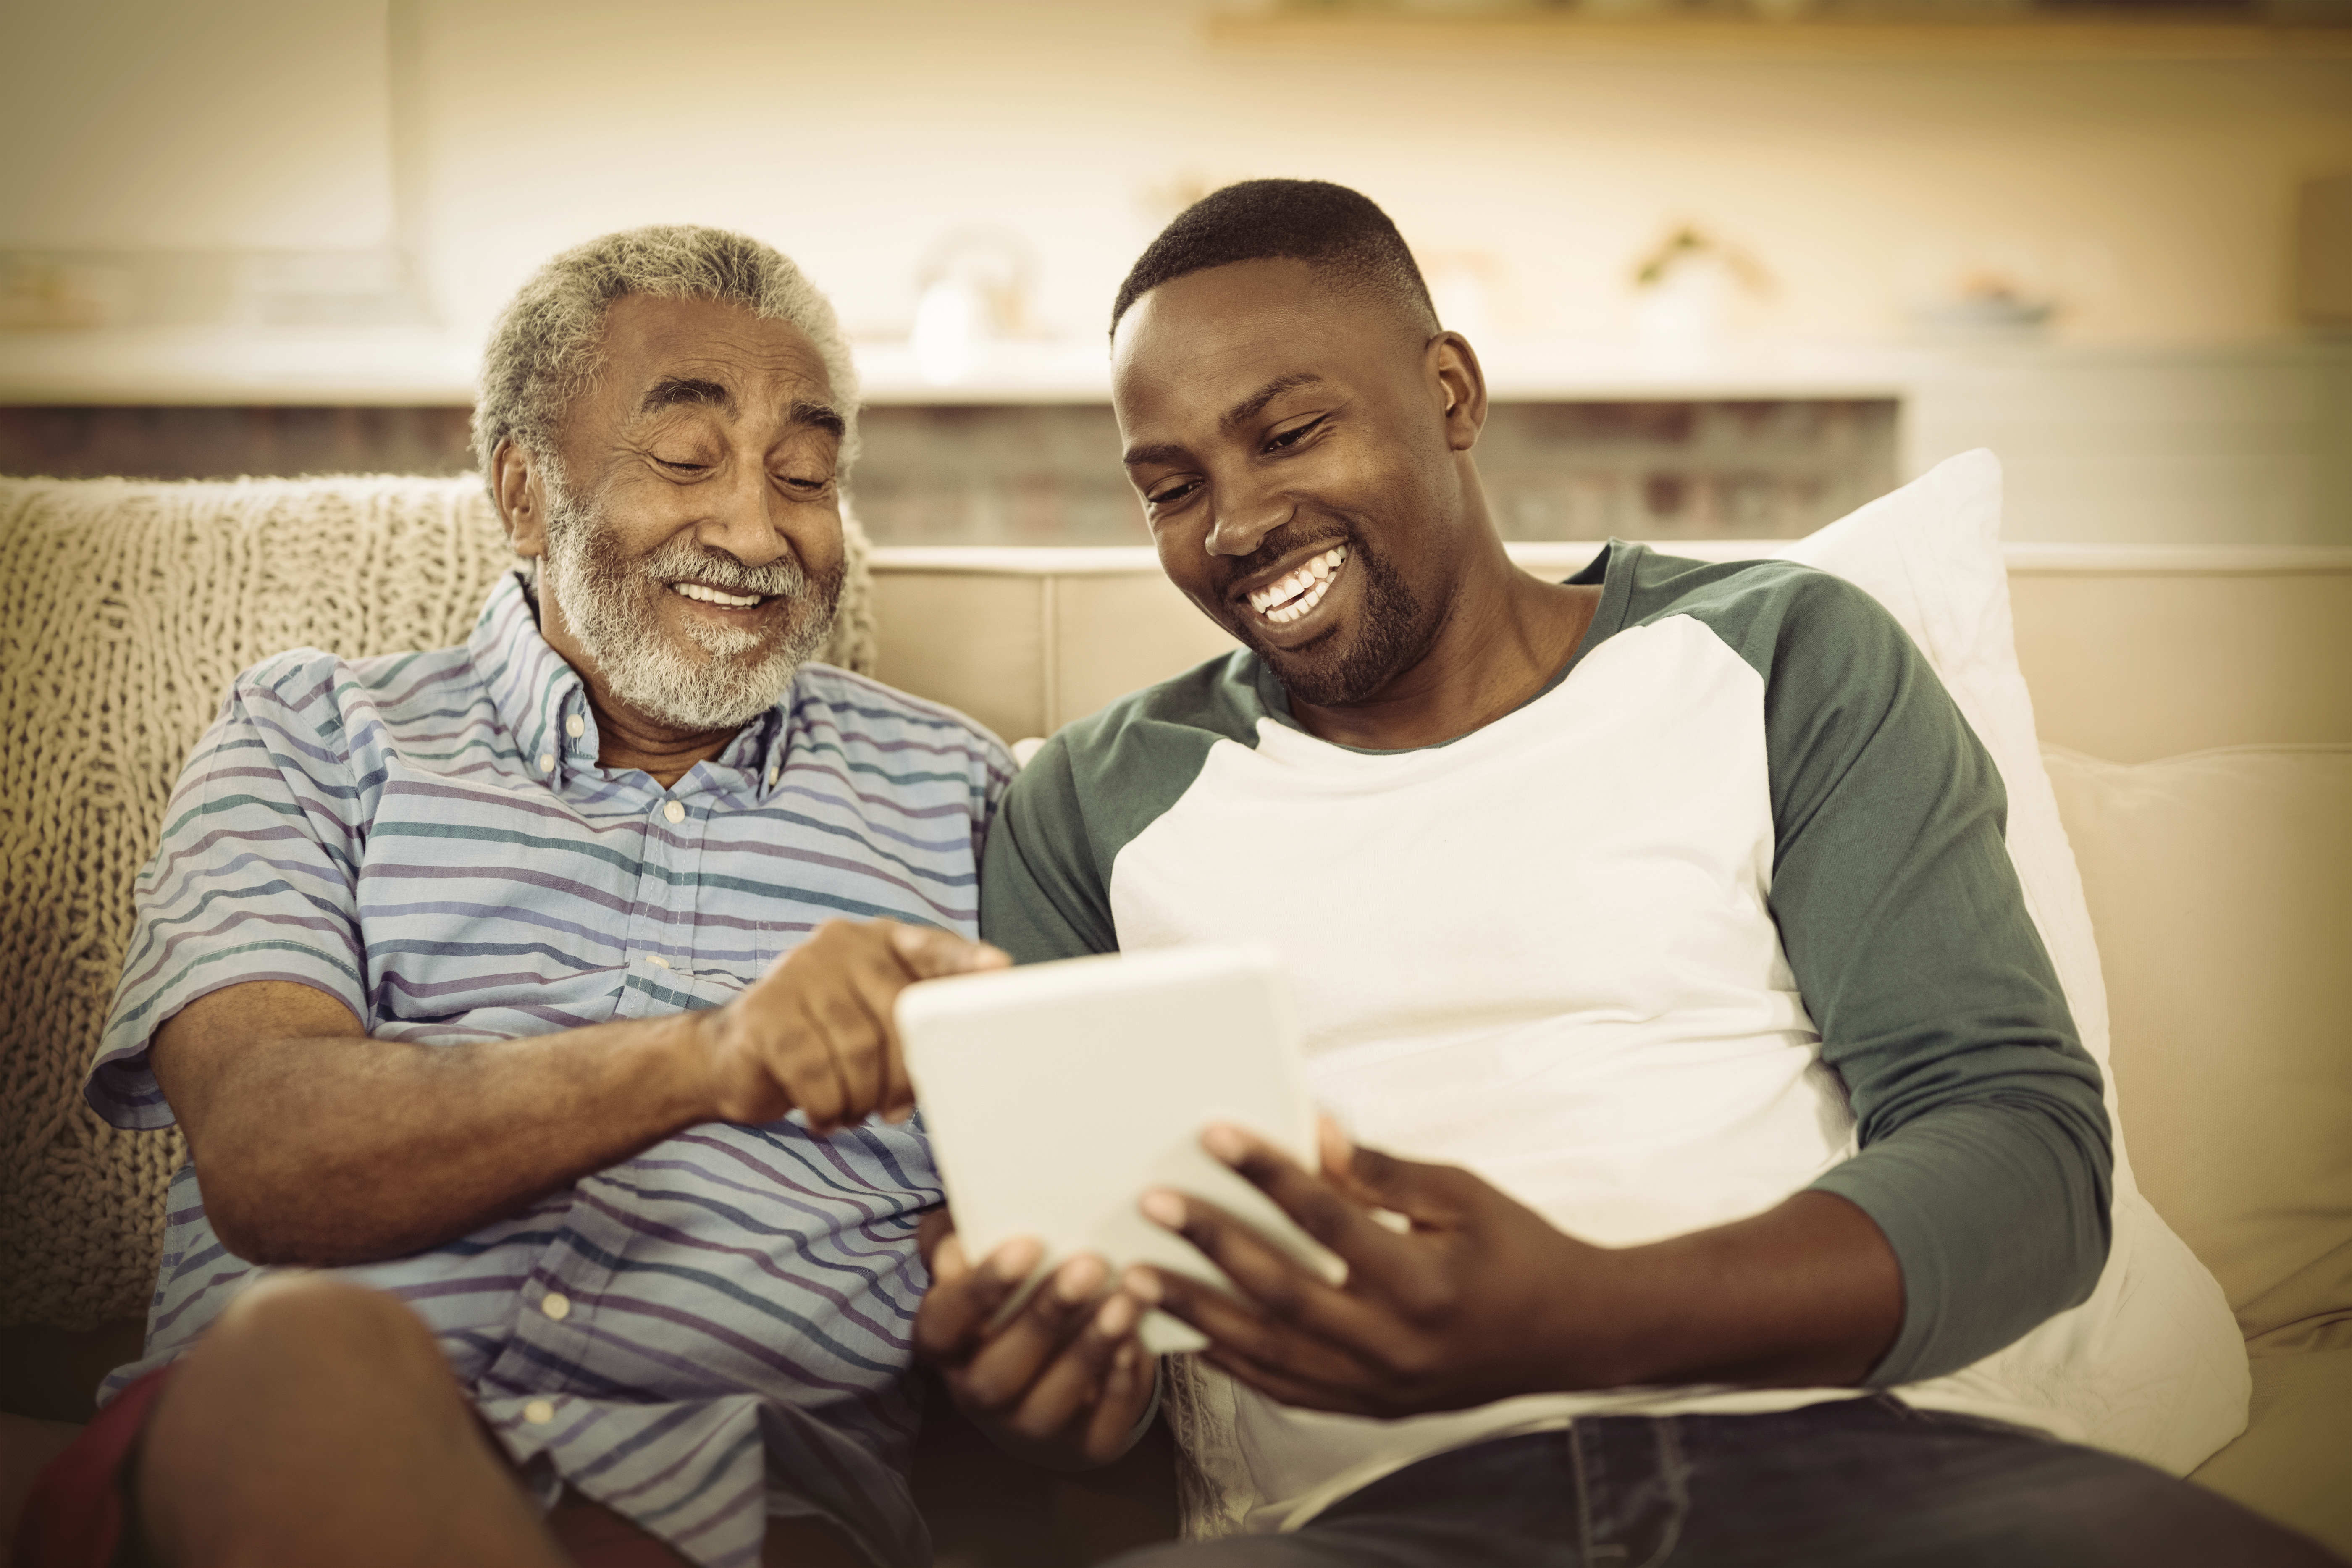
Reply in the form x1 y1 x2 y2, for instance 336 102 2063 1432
1236 542 1352 643
666 578 777 615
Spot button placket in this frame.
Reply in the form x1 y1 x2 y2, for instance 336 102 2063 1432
671 790 709 978
618 794 677 991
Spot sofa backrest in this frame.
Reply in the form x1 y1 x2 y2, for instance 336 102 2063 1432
867 542 2352 762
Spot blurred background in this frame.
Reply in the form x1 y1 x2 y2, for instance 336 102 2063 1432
2 0 2349 545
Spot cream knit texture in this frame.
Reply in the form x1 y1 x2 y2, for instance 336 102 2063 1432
0 475 878 1327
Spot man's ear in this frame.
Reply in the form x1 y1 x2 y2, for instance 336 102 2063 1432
1429 332 1488 454
490 439 548 561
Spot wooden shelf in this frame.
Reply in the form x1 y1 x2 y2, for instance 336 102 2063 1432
1204 12 2352 62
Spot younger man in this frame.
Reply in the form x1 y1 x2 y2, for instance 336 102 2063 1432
914 181 2323 1567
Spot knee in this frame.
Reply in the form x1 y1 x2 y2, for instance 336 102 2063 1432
195 1273 444 1388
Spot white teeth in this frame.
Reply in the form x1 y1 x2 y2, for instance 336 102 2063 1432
1247 546 1349 616
1266 572 1335 624
671 582 762 608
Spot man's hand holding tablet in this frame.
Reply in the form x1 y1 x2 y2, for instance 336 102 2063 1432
912 1211 1160 1470
902 946 1335 1468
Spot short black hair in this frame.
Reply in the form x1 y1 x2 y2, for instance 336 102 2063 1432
1110 179 1440 340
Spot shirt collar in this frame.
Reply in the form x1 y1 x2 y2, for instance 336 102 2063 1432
466 569 794 794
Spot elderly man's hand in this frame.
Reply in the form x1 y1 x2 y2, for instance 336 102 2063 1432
700 918 1005 1134
912 1211 1158 1471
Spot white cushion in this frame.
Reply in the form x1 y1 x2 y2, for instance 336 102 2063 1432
1774 450 2248 1475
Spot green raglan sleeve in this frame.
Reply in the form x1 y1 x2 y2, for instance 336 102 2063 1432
1753 570 2112 1386
980 732 1119 964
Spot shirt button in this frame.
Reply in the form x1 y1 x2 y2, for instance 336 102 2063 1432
645 953 670 970
538 753 555 772
663 800 685 825
541 1291 571 1321
525 1399 555 1425
565 714 585 739
764 764 780 790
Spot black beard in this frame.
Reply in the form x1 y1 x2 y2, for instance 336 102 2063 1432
1230 524 1433 710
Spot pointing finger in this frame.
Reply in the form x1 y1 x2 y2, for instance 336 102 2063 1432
888 922 1010 980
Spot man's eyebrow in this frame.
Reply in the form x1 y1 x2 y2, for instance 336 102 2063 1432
638 380 844 440
638 377 735 416
1220 373 1325 433
1122 373 1328 468
789 399 847 438
1121 440 1188 470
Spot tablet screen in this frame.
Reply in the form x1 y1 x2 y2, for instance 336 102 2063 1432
900 944 1339 1354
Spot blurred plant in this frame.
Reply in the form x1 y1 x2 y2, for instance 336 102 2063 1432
1630 225 1773 350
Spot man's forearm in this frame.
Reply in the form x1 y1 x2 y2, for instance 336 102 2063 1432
1582 1190 1903 1391
165 1006 719 1267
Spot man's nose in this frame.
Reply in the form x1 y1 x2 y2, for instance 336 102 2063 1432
694 462 792 568
1204 481 1292 559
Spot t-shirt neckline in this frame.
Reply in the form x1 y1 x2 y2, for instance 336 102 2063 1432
1250 540 1638 757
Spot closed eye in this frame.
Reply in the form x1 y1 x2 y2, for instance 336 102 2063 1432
1265 415 1327 454
1146 477 1201 507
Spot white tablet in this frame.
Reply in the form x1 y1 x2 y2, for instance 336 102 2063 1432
898 944 1339 1355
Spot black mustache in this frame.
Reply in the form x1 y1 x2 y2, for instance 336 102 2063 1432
1220 525 1353 592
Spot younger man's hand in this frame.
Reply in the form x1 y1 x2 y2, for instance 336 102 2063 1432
1122 1119 1612 1418
1128 1119 1902 1410
700 919 1006 1134
913 1211 1158 1471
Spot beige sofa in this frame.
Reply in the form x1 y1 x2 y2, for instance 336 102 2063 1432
1 476 2346 1563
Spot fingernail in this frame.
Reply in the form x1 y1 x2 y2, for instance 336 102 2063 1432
1139 1190 1185 1228
1123 1268 1163 1306
1114 1342 1138 1375
990 1237 1042 1281
1055 1254 1107 1304
1095 1293 1138 1337
1202 1124 1248 1164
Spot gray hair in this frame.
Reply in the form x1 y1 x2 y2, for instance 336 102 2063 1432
472 225 861 485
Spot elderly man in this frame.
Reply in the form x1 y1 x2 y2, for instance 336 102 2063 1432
17 227 1010 1568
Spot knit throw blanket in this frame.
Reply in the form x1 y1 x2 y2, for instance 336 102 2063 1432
0 475 878 1327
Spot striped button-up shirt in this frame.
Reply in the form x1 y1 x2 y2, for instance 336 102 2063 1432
88 570 1012 1568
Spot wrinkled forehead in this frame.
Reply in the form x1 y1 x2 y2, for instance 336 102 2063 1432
590 293 843 433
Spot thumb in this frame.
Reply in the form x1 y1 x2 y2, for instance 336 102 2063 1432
889 922 1010 980
1329 1135 1464 1228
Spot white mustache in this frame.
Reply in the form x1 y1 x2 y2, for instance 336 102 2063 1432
639 542 806 598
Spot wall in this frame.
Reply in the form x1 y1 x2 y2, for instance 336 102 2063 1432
0 0 392 250
5 1 2351 542
404 1 2352 348
7 1 2348 345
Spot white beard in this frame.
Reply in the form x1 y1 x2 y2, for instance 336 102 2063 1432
538 475 841 733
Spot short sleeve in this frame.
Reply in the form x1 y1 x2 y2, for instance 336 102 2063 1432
979 734 1117 964
87 657 370 1129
